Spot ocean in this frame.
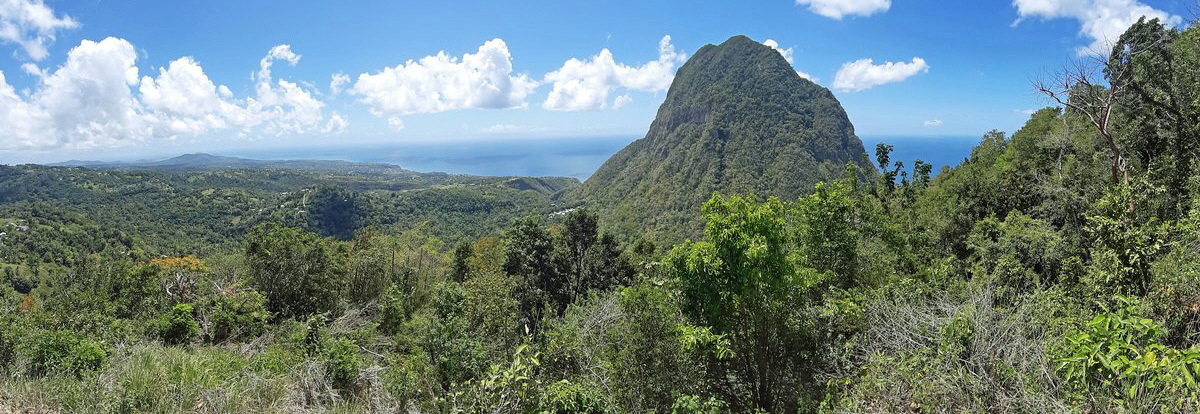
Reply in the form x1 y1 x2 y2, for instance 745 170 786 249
218 135 982 180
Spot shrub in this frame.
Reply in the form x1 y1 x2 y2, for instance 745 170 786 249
195 285 270 343
244 223 348 319
1054 295 1200 410
23 329 107 376
670 394 725 414
153 303 199 345
322 338 364 392
538 379 611 414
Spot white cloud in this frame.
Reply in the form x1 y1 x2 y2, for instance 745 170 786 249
386 117 404 131
923 119 943 127
19 61 42 77
248 45 327 136
351 38 537 129
482 123 523 133
139 56 239 136
832 57 928 92
323 112 348 134
612 94 632 109
329 72 349 95
0 0 78 60
0 38 343 150
796 0 891 19
1012 0 1181 56
762 39 795 65
542 35 686 111
764 39 820 83
1014 108 1037 115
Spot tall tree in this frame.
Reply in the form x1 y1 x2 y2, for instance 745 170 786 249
669 194 816 412
503 215 557 333
552 209 634 313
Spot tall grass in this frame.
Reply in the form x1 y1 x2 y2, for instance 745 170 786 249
0 342 391 413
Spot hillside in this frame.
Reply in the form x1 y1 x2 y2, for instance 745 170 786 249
54 153 432 176
574 35 874 244
0 163 579 258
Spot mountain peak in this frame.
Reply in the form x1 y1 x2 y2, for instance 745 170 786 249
574 35 872 245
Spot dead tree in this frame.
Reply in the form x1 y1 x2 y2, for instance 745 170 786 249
1035 59 1130 185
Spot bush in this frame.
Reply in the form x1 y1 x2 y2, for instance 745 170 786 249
22 329 107 376
670 394 725 414
152 303 199 345
538 379 611 414
322 338 364 392
1054 295 1200 410
195 285 270 343
244 223 348 319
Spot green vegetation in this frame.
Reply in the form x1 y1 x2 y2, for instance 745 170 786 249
1 24 1200 413
573 35 874 247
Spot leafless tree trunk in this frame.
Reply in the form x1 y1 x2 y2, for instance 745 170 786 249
1034 58 1130 185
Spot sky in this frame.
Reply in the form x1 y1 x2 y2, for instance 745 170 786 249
0 0 1192 164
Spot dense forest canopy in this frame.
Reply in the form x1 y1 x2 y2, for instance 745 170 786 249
1 20 1200 414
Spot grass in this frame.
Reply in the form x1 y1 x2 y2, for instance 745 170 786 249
0 343 393 413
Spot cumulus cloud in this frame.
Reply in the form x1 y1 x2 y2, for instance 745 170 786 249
612 94 632 109
1012 0 1181 56
796 0 891 19
248 45 327 136
923 119 943 127
329 72 349 95
832 57 928 92
0 38 344 150
0 0 78 60
542 35 685 111
350 38 537 129
764 39 820 83
323 112 348 134
762 39 795 65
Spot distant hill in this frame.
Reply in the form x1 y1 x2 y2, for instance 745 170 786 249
51 153 423 176
573 35 874 245
46 153 581 197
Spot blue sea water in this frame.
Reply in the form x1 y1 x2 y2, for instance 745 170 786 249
861 135 981 176
218 134 981 181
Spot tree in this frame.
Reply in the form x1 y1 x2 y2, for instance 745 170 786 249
668 194 816 412
450 241 473 283
244 223 348 319
552 209 634 314
504 216 557 334
1108 18 1200 217
1035 59 1129 185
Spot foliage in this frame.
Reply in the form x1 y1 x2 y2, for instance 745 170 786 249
1055 296 1200 410
322 337 365 392
22 330 108 377
244 223 348 319
573 35 875 246
669 194 819 412
6 24 1200 414
151 303 199 345
671 394 727 414
537 379 611 414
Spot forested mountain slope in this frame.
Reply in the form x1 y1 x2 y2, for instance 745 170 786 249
0 163 578 259
574 35 874 244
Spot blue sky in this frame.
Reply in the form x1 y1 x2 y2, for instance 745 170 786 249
0 0 1191 163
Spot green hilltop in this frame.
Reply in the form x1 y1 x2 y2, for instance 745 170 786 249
574 35 874 244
